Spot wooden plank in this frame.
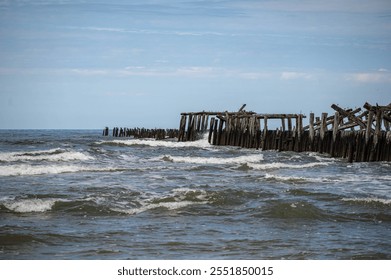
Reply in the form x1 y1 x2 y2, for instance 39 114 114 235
320 113 328 140
331 104 368 130
309 113 315 142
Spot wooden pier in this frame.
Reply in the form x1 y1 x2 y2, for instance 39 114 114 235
177 103 391 162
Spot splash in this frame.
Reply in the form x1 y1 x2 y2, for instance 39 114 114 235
0 148 93 162
156 154 264 165
3 198 59 213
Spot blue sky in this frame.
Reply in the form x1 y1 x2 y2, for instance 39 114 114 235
0 0 390 129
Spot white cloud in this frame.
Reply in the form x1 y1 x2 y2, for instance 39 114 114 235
280 71 313 80
77 26 226 37
238 72 273 80
70 68 108 76
346 71 391 83
235 0 391 13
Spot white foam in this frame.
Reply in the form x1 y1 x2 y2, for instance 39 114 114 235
248 161 329 170
0 164 126 176
98 135 212 149
264 173 311 182
0 164 94 176
341 197 391 205
112 200 206 215
157 154 264 165
2 198 59 213
308 152 337 162
112 187 209 215
0 149 93 162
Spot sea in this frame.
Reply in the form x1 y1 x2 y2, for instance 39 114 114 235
0 129 390 260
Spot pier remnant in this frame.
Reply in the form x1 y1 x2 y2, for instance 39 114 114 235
178 102 391 162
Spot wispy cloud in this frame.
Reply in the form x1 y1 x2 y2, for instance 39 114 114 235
75 26 226 37
345 69 391 83
280 71 313 80
235 0 391 13
70 68 108 76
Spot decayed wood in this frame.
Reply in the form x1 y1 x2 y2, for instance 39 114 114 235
176 102 391 162
331 104 368 131
309 113 315 142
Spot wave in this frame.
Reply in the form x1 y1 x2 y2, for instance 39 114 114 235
341 197 391 206
97 133 219 149
248 161 329 170
264 173 313 183
111 187 209 215
97 136 212 149
0 148 93 162
2 198 61 213
0 164 135 176
260 201 328 220
156 154 264 165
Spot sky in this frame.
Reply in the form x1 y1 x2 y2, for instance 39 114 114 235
0 0 391 129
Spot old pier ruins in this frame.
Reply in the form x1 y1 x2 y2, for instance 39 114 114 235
103 102 391 162
177 102 391 162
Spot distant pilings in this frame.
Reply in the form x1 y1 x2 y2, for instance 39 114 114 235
102 127 179 140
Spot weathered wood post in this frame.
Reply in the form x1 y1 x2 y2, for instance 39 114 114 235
331 112 339 156
178 115 187 141
185 114 193 141
309 113 315 144
281 118 286 132
370 109 383 161
212 118 219 145
262 116 268 150
208 117 215 144
103 127 109 136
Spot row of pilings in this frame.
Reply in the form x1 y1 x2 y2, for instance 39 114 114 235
177 103 391 162
103 127 179 139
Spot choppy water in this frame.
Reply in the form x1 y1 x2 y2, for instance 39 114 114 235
0 130 390 259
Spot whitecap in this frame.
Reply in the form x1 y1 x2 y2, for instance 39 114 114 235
111 200 207 215
2 198 59 213
0 164 94 176
111 187 210 215
97 134 212 149
0 148 93 162
0 164 128 176
264 173 311 182
155 154 264 165
341 197 391 205
248 161 329 170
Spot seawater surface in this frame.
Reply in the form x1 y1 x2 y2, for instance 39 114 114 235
0 130 390 259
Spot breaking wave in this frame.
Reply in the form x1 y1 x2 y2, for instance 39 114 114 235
341 197 391 206
0 164 133 176
2 198 62 213
156 154 264 165
97 135 211 149
248 161 329 170
0 148 93 162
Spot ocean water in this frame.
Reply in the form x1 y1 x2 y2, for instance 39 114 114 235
0 129 390 260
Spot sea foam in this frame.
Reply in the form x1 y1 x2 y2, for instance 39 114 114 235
3 198 59 213
111 188 209 215
248 161 329 170
157 154 264 165
0 148 93 162
341 197 391 205
98 135 212 149
0 164 128 176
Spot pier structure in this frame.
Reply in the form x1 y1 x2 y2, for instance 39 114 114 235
102 127 179 140
178 103 391 162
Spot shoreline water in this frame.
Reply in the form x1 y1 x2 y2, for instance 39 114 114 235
1 130 390 259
